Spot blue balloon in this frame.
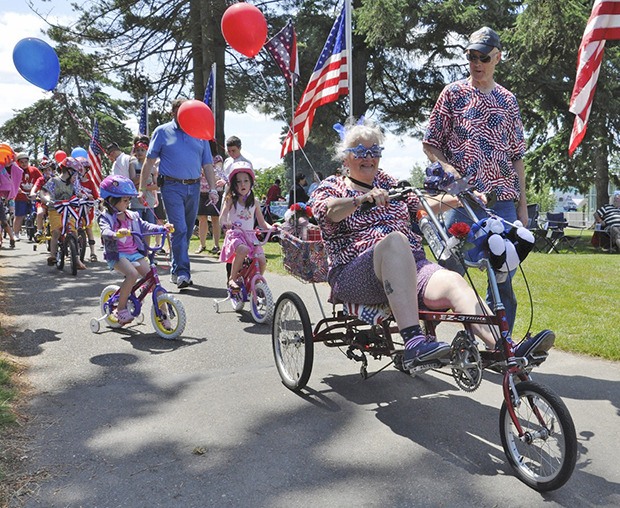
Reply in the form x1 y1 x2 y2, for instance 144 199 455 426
71 147 88 159
12 38 60 91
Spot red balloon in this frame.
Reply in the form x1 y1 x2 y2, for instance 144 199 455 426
177 100 215 140
54 150 67 163
221 3 268 58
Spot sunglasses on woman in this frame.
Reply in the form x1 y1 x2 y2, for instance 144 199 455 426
345 144 384 159
466 52 494 63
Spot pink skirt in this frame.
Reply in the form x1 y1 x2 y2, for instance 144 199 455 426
219 229 264 263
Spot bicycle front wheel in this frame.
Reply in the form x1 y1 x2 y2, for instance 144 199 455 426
77 228 87 262
67 235 79 276
500 380 577 491
151 293 186 339
251 280 273 324
272 292 314 391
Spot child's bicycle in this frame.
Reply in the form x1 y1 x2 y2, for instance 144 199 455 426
52 198 84 276
272 181 577 492
90 230 186 339
213 225 279 324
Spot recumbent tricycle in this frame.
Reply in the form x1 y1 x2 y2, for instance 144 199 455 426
272 173 577 492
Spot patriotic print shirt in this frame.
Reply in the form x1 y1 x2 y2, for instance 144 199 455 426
310 171 426 270
423 79 526 201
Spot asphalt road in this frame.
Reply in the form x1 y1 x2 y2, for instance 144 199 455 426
1 239 619 507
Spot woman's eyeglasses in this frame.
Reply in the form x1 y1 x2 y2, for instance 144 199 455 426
466 52 494 63
345 144 384 159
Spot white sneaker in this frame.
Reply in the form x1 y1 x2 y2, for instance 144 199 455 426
170 273 178 284
14 232 21 242
177 275 190 289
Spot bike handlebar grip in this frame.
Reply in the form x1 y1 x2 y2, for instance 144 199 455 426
359 199 375 213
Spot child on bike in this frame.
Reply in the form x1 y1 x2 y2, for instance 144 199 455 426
31 158 55 239
39 156 86 269
219 161 272 291
99 175 174 326
75 156 100 262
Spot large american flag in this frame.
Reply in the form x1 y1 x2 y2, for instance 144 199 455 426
569 0 620 155
265 20 300 87
280 5 348 157
88 119 103 188
138 94 148 136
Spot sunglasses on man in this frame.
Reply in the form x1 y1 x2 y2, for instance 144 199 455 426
466 52 495 63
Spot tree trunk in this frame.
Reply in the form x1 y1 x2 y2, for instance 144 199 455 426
190 0 204 100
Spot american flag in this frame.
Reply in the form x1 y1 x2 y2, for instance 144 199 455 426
204 65 215 109
138 94 148 136
280 5 348 157
265 20 299 87
88 119 103 188
568 0 620 155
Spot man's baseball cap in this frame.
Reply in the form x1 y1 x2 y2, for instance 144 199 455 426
465 27 502 54
106 142 121 152
15 152 29 160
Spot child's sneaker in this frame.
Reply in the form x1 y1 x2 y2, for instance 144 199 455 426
115 309 134 326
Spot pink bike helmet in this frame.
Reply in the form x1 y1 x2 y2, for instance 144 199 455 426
228 160 255 185
100 175 138 199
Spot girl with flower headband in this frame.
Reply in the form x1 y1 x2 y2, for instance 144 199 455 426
219 160 272 291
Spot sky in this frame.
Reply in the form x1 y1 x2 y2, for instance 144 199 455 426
1 3 427 181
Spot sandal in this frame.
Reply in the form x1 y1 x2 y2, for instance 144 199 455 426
210 245 220 254
47 256 56 266
195 245 206 254
89 254 98 262
228 280 241 293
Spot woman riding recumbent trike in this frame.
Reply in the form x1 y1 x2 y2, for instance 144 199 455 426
273 164 575 492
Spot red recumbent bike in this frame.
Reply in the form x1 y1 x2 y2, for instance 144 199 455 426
272 178 577 492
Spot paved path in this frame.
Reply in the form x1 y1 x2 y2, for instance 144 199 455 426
1 240 619 507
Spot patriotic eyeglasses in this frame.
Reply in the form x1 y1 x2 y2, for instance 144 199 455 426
466 52 494 63
345 144 384 159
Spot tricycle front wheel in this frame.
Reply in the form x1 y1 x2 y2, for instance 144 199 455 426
272 292 314 391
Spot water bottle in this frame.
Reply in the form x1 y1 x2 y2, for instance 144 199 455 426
417 210 445 260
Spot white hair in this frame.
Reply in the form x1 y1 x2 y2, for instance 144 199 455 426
335 118 385 161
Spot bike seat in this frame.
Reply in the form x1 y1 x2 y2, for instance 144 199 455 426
342 302 392 326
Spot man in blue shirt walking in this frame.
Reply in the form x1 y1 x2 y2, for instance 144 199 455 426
140 99 218 288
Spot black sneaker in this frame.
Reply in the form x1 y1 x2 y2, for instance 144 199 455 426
402 340 451 369
514 330 555 359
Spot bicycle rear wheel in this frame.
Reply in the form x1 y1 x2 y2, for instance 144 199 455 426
67 235 79 276
272 292 314 391
251 280 273 324
500 380 577 491
56 239 65 270
100 284 121 328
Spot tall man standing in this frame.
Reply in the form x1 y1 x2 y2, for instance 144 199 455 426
140 99 217 289
423 26 527 332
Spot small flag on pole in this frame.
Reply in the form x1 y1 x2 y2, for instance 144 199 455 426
43 137 49 158
138 95 148 136
568 0 620 155
204 66 215 109
88 119 103 188
280 4 349 157
265 20 300 87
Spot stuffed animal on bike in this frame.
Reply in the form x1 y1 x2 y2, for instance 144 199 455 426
466 217 535 273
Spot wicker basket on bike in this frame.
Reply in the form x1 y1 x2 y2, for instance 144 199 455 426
280 202 328 283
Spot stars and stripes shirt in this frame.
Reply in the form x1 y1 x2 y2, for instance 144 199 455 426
423 79 526 201
310 170 426 270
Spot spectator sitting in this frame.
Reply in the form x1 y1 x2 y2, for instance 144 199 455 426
594 191 620 252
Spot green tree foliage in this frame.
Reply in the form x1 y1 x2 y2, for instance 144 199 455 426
254 163 288 202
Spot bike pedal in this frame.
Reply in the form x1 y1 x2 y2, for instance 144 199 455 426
408 360 444 373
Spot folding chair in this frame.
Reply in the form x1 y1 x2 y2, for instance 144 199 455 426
541 212 579 253
526 204 546 252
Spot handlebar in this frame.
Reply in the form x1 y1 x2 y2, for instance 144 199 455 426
226 223 280 246
115 229 173 252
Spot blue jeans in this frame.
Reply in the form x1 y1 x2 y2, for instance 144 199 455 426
160 181 200 279
444 200 518 333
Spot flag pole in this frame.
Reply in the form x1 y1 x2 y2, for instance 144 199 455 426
145 94 149 136
291 77 297 206
212 63 217 138
345 0 353 121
